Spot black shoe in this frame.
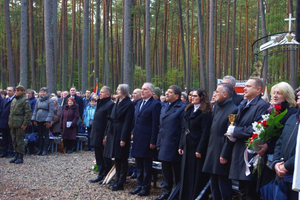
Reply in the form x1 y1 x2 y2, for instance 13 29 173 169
6 154 15 158
35 149 42 155
9 153 19 163
15 154 23 164
128 187 141 195
26 150 31 155
0 153 8 158
98 178 105 184
90 176 103 183
84 148 91 151
130 172 137 179
41 151 47 156
154 194 170 200
137 190 149 196
111 183 124 191
67 150 73 154
109 180 118 188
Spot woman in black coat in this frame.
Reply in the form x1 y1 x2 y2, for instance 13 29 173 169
103 84 134 191
178 89 213 200
60 97 79 154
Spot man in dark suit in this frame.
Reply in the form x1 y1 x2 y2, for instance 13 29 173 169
63 87 84 118
0 86 16 158
226 77 269 200
129 83 161 197
202 83 238 200
155 85 186 200
223 75 243 106
89 86 114 184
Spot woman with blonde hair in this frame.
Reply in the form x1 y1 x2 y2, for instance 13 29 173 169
258 82 298 190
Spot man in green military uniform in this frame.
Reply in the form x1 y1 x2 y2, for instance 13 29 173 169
8 85 32 164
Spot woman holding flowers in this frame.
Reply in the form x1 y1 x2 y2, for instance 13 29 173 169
258 82 297 189
270 85 300 199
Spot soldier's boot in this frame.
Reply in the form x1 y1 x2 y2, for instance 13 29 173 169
15 154 23 164
35 138 43 155
9 153 19 163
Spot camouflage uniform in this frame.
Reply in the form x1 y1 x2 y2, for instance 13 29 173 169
8 93 32 154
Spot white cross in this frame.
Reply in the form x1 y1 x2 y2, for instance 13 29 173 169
284 13 296 33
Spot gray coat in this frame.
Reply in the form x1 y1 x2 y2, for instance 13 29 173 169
31 93 54 122
50 104 62 134
229 95 269 181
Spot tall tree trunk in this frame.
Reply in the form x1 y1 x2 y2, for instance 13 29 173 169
196 0 206 89
94 0 101 84
231 0 237 77
29 0 36 89
260 0 268 85
44 0 55 93
208 0 215 96
105 0 110 86
82 0 89 92
4 0 15 86
145 0 151 81
77 0 82 90
223 0 231 75
20 0 28 88
178 0 186 88
70 0 76 88
186 0 190 90
217 0 223 78
123 0 134 90
62 0 68 90
288 1 296 88
53 0 58 90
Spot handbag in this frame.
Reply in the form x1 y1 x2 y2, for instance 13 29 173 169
260 179 287 200
25 127 38 143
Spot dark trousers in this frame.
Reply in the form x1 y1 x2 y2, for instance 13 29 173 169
0 128 14 155
115 157 128 184
210 174 232 200
286 182 299 200
239 180 260 200
63 139 75 151
94 146 112 178
86 127 92 150
135 157 152 192
161 161 181 195
37 122 49 151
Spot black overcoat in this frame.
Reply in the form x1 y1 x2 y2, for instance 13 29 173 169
90 97 114 147
272 111 300 173
202 97 238 176
179 105 212 200
229 95 269 181
60 104 79 140
157 99 185 162
132 97 161 158
103 96 134 159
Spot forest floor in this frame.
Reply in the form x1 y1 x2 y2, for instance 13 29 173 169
0 150 163 199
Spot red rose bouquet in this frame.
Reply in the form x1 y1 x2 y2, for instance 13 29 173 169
244 105 287 176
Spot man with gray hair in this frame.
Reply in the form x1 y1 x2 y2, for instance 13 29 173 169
89 86 114 184
202 83 238 200
223 75 243 106
132 88 142 106
129 82 161 196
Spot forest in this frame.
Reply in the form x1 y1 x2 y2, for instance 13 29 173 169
0 0 299 95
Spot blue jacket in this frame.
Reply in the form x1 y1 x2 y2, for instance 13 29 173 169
132 97 161 158
28 96 37 113
0 95 15 129
157 99 186 162
83 104 96 128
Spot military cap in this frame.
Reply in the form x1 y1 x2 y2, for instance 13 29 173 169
16 85 26 91
154 87 162 96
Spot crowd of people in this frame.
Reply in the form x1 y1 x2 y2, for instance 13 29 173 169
0 75 300 200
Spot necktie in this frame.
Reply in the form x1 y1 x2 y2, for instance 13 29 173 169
7 98 9 103
139 100 146 112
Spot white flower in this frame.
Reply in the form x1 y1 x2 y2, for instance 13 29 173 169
262 114 270 121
